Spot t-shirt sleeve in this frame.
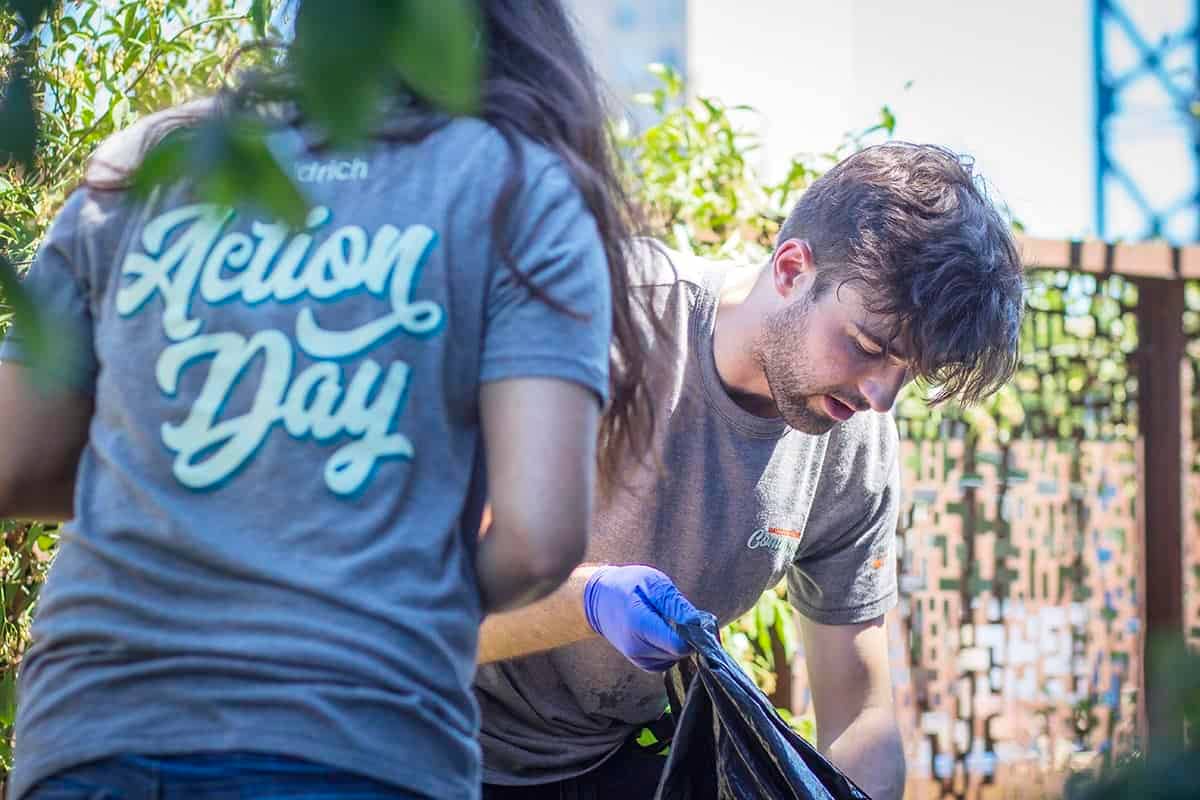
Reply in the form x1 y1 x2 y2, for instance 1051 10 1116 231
0 190 99 393
787 413 900 625
479 162 611 405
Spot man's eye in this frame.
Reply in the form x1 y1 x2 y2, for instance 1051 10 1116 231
854 339 882 358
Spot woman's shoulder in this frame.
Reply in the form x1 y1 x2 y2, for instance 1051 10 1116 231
433 117 570 182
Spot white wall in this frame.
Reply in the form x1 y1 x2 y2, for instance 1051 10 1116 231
688 1 1095 239
687 1 857 181
567 1 1192 241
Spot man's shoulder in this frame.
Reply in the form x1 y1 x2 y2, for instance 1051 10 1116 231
628 239 743 292
814 412 900 497
828 410 899 461
838 409 899 444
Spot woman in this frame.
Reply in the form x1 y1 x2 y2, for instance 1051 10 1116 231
0 1 653 797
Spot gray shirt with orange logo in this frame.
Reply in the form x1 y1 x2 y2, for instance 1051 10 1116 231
474 244 900 786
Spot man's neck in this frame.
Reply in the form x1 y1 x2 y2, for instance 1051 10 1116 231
712 264 775 414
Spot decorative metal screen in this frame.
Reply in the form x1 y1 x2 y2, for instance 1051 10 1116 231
891 271 1145 799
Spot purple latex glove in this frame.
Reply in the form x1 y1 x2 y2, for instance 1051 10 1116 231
583 565 698 672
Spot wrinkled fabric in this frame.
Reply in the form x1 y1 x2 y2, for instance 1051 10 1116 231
654 595 871 800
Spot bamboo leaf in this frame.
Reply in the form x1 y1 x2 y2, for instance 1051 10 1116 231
250 0 269 38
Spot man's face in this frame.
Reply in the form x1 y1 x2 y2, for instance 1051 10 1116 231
751 280 913 434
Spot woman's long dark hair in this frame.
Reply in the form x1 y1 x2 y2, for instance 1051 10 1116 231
86 0 659 491
475 0 656 491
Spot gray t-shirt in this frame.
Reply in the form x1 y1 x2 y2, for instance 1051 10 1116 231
474 244 900 785
3 113 611 800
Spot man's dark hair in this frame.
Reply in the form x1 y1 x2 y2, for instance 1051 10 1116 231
777 142 1025 405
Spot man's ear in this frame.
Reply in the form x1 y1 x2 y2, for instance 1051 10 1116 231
771 238 815 298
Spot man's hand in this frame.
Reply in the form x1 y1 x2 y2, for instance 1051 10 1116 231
582 565 697 671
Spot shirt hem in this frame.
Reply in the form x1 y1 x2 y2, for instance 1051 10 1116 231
480 354 608 406
481 735 627 787
789 588 898 626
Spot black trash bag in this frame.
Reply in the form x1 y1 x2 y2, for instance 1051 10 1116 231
650 594 872 800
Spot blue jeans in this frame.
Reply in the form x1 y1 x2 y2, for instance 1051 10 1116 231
22 752 430 800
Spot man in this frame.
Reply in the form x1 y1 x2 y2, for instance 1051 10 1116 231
474 143 1025 800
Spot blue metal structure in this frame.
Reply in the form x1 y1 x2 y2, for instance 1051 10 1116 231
1093 1 1200 242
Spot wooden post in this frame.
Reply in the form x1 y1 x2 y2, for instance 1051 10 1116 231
1134 278 1187 749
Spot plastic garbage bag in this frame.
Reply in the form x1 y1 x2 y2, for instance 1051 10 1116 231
651 593 872 800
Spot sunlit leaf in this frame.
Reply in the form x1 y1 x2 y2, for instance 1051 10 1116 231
250 0 269 38
879 104 896 135
0 671 14 728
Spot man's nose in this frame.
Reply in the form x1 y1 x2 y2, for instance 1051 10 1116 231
860 364 911 413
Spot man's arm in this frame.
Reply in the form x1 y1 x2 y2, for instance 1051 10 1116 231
799 613 905 800
477 563 694 669
478 566 599 664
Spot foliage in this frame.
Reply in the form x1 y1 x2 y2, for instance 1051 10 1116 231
618 62 895 266
0 521 56 769
720 584 795 696
1 1 264 261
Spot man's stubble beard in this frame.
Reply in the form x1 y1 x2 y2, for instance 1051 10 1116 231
751 298 837 435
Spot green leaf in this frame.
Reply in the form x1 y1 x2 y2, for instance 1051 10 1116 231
250 0 268 38
0 670 15 728
291 2 394 143
291 0 480 143
110 95 130 130
0 253 46 360
392 0 481 114
879 104 896 135
133 118 308 228
0 71 38 170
